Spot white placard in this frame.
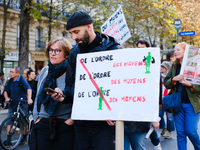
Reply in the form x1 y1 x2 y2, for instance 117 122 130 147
71 48 160 122
180 45 200 85
101 6 131 45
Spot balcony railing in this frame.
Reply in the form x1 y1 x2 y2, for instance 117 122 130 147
35 40 46 51
0 0 20 11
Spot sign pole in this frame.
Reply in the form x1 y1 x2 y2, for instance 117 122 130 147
174 19 182 44
115 121 124 150
177 29 179 43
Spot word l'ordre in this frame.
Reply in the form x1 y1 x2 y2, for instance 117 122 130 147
80 71 111 80
78 89 110 98
81 55 113 64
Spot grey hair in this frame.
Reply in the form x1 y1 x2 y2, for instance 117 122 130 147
12 67 20 73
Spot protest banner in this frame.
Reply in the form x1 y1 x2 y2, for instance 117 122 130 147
101 6 131 45
180 45 200 85
71 48 160 122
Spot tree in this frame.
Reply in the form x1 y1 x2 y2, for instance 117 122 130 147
0 0 11 72
19 0 31 74
63 0 119 32
119 0 177 48
29 0 68 42
172 0 200 46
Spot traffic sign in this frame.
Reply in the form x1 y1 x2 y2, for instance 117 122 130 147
174 19 182 29
179 31 196 36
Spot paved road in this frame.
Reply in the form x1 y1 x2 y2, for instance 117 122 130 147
0 110 28 150
0 109 199 150
144 125 199 150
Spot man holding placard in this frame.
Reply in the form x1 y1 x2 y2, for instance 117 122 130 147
62 11 121 150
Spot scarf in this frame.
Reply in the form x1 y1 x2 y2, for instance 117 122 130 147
37 59 68 115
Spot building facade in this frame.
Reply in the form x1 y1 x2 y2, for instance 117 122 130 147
0 0 75 77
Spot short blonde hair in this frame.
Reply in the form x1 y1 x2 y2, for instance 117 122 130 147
174 42 187 65
45 37 72 58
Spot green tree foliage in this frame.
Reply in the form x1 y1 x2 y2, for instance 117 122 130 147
173 0 200 46
27 0 68 41
63 0 177 49
119 0 177 48
63 0 120 32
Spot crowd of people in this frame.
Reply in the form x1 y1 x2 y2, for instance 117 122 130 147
0 11 199 150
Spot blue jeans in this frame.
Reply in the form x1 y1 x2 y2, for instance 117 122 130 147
159 108 175 131
124 126 146 150
174 103 200 150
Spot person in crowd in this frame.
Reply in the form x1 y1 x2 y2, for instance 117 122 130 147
27 69 37 112
124 39 161 150
164 42 200 150
0 72 3 107
37 69 41 76
159 61 175 139
23 69 29 80
36 69 41 81
54 11 121 150
1 72 8 109
136 39 150 48
4 67 32 146
32 37 75 150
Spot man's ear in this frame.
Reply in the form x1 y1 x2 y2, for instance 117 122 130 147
87 24 93 31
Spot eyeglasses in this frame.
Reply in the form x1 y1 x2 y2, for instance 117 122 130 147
49 48 61 55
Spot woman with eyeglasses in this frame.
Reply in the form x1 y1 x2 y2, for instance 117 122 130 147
32 37 75 150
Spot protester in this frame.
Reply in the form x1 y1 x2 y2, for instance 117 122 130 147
164 42 200 150
53 11 122 150
32 37 75 150
124 39 161 150
159 61 175 139
23 69 29 80
1 72 8 109
136 39 150 48
4 67 32 146
0 72 3 107
36 69 41 81
37 69 41 76
27 69 37 112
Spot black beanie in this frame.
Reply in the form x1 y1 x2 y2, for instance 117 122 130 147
66 11 94 30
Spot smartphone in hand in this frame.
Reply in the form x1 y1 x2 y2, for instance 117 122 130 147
44 87 66 98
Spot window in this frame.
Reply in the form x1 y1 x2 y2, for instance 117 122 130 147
62 32 68 39
3 61 18 77
35 27 45 50
17 24 20 49
36 27 43 41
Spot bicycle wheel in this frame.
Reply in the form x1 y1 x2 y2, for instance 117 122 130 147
0 117 23 150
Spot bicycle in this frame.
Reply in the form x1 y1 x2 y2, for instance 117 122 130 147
0 98 33 150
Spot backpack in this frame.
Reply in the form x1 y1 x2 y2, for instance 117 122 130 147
6 76 26 97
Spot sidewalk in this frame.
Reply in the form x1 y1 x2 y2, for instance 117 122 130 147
0 108 8 115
